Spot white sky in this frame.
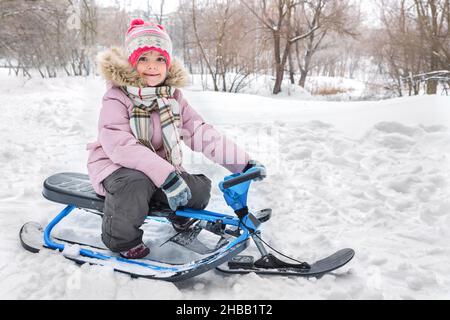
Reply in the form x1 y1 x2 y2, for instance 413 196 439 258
358 0 381 27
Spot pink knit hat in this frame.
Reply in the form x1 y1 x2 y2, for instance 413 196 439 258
125 19 173 68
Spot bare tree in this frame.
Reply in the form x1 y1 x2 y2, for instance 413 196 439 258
96 4 129 48
374 0 450 96
191 0 220 91
413 0 450 94
242 0 317 94
0 0 99 77
187 0 261 92
294 0 360 88
158 0 165 24
66 0 98 76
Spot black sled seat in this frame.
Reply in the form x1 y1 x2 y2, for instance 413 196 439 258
42 172 106 212
42 172 174 216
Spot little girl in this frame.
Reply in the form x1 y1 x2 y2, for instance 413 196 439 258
86 19 265 259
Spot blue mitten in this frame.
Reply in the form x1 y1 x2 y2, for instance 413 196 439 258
243 159 267 181
161 172 192 211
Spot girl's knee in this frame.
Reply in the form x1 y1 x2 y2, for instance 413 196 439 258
190 177 212 210
189 194 210 210
103 168 155 195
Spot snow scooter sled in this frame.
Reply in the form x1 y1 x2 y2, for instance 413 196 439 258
20 167 354 281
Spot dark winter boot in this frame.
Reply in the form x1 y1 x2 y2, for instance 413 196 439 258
120 243 150 259
168 214 195 232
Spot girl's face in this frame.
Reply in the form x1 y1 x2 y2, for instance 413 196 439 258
135 50 168 87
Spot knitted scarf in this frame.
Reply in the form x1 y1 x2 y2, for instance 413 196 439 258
122 86 183 168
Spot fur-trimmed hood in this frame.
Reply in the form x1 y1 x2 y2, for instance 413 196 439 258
97 47 189 88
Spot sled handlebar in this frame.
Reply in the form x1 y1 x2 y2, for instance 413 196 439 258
222 168 263 189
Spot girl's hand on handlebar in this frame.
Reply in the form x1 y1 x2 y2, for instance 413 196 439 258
243 159 266 181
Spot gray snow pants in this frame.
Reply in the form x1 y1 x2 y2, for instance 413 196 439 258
101 167 212 252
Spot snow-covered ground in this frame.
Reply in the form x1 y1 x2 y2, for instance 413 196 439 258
0 70 449 299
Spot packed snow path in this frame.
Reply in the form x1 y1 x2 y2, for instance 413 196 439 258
0 74 449 299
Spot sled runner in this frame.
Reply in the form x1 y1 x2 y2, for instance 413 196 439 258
20 167 354 281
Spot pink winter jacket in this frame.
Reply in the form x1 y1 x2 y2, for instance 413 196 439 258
86 48 250 196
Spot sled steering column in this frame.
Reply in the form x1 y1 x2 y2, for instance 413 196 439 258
219 167 291 266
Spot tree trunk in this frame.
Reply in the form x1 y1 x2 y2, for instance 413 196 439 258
273 64 284 94
298 46 313 88
427 49 439 94
222 72 227 92
272 30 283 94
298 69 308 88
192 0 219 91
288 46 295 84
427 79 438 94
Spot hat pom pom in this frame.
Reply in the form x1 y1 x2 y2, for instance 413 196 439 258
130 18 145 27
127 18 146 33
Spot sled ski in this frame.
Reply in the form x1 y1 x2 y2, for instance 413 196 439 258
20 168 354 281
216 248 355 277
